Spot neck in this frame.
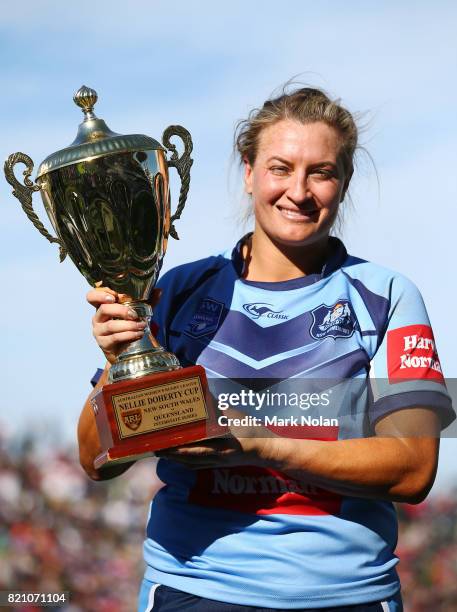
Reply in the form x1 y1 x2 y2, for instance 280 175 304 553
241 231 331 282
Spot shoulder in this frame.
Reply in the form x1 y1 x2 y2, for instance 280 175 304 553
156 249 233 294
340 253 423 302
336 251 428 332
152 250 234 333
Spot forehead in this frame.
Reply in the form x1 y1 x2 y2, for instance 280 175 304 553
256 119 342 162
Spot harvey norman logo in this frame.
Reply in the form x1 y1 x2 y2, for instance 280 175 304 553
400 333 442 373
243 302 289 320
387 324 444 383
211 468 318 496
187 466 342 515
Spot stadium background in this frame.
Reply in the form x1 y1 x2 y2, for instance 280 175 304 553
1 2 456 610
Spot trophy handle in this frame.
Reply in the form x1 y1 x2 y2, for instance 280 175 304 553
4 152 67 262
162 125 193 240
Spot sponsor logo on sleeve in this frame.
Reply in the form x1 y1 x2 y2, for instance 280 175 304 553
387 324 444 383
310 300 357 340
184 298 224 338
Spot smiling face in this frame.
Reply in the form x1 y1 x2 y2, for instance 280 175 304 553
244 119 351 250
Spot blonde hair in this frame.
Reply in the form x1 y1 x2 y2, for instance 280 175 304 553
234 86 358 178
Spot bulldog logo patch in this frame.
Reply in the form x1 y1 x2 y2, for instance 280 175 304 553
310 300 357 340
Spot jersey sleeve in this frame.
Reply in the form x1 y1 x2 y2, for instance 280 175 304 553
368 275 454 429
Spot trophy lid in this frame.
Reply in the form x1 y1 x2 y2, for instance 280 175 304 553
36 85 163 177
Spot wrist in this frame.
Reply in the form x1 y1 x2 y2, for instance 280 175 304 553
252 436 297 470
262 437 317 473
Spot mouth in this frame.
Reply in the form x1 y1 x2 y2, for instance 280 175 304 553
276 205 319 221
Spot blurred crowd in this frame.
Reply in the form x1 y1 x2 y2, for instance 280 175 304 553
397 499 457 610
1 430 456 611
0 430 160 612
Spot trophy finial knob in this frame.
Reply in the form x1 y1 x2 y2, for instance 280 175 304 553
73 85 98 120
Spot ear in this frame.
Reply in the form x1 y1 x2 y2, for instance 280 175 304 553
243 157 253 195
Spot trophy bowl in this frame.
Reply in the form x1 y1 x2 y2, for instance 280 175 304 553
4 86 226 468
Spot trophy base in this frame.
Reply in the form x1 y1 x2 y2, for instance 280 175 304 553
90 365 228 470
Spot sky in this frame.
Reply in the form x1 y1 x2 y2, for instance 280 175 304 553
1 0 456 492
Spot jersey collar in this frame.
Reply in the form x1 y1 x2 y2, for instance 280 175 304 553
231 233 348 291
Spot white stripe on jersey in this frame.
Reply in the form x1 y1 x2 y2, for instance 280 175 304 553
145 583 160 611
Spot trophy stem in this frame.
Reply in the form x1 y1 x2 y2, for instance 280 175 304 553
108 301 181 383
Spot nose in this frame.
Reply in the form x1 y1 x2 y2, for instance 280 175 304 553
286 173 312 204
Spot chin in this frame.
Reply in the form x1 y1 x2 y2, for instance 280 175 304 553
271 229 326 248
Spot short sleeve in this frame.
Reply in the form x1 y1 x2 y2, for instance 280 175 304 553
369 276 454 429
90 367 104 387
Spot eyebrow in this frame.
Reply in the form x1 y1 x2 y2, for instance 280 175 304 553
266 156 338 168
310 161 338 167
266 156 290 163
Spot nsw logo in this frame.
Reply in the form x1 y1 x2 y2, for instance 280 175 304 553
310 300 356 340
243 302 289 320
185 298 224 338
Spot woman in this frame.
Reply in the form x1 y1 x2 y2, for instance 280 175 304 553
78 87 454 611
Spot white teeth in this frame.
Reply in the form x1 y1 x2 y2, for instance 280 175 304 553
278 207 315 219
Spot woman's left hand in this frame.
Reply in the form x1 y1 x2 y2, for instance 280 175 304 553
155 418 277 469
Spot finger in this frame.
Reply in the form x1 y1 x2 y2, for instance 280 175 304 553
87 287 119 307
97 330 146 349
156 446 217 459
157 447 211 458
92 303 139 324
158 439 236 460
94 319 147 337
162 443 225 456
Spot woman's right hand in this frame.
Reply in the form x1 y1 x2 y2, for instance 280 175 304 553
87 287 148 365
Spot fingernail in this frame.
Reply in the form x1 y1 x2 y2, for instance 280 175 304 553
136 322 147 329
105 294 115 302
127 308 138 320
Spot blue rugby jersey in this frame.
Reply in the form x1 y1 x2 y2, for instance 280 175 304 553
141 236 453 609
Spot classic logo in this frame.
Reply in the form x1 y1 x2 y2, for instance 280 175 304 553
243 302 288 320
387 324 444 383
185 298 224 338
310 301 356 339
122 409 142 431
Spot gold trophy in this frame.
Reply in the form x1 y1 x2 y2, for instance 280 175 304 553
4 86 226 468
